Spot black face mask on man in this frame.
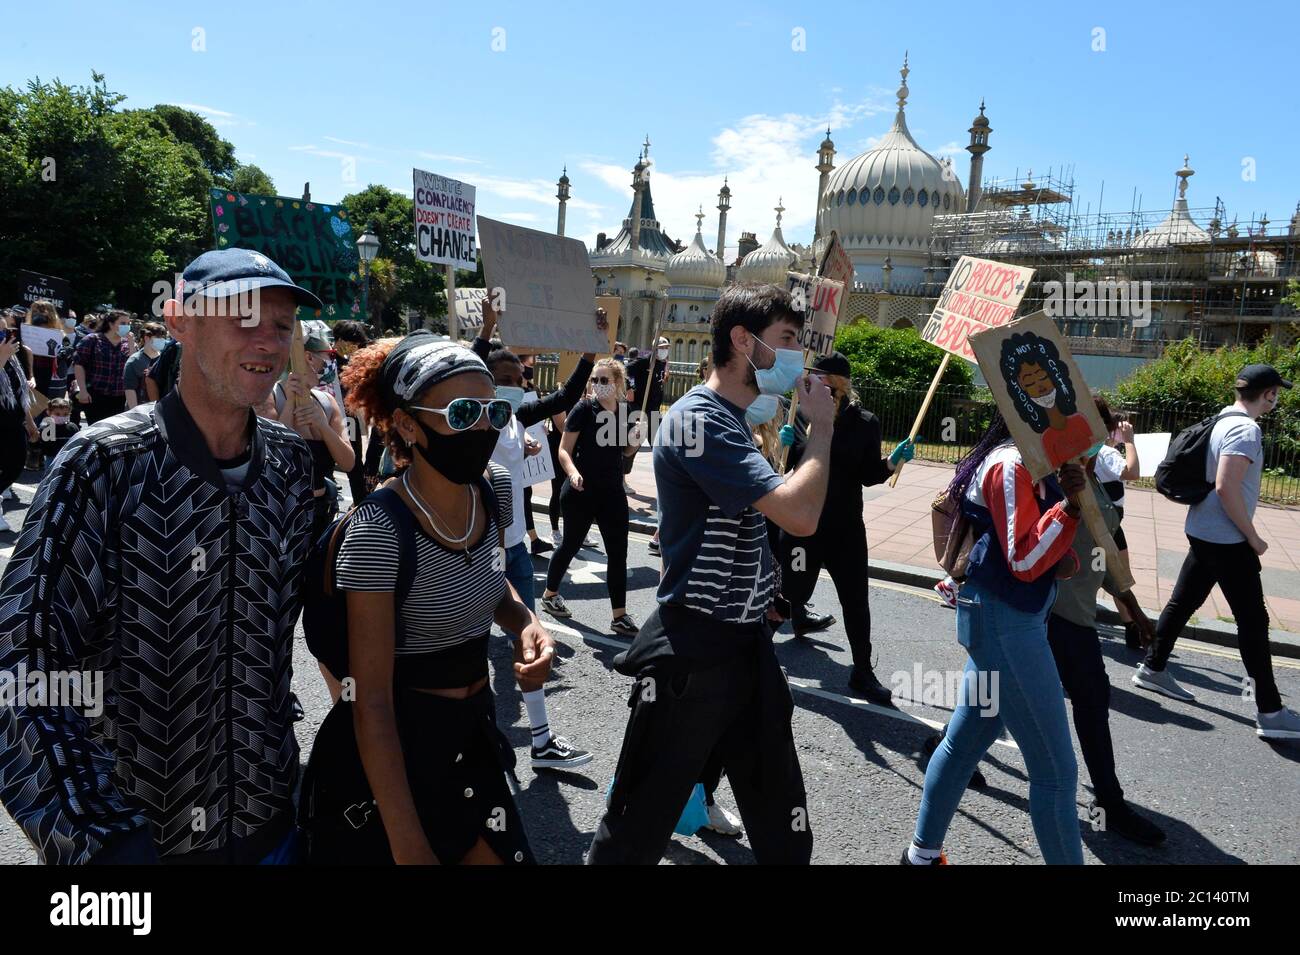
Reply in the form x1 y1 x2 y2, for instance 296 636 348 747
411 417 500 485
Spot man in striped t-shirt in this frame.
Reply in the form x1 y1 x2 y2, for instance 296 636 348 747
587 284 836 865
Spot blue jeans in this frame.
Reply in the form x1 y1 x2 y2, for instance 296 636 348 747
505 541 535 617
914 581 1082 864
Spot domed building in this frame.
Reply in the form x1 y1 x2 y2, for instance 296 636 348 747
819 54 965 295
736 200 799 285
662 208 727 364
1128 156 1212 281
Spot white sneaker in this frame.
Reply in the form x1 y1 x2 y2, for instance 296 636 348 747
705 802 743 837
1132 663 1195 702
1256 707 1300 740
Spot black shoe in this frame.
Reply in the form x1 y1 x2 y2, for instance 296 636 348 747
792 607 835 636
1095 800 1166 846
531 734 594 770
922 732 987 789
848 668 894 707
899 847 948 865
648 537 660 556
531 537 554 556
1123 623 1143 652
610 613 639 636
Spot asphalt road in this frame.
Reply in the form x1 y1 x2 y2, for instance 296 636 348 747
0 479 1297 865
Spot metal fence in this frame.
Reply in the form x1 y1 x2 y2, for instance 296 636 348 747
854 382 1300 506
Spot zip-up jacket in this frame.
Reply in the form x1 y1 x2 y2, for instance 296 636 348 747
0 389 315 864
962 442 1079 613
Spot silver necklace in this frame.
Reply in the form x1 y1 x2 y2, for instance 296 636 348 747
403 470 476 546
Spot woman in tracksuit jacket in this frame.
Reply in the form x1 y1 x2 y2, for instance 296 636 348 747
904 414 1087 865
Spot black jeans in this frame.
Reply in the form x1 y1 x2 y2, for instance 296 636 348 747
587 653 812 865
344 415 366 504
546 479 628 610
1047 614 1124 808
1147 535 1280 712
84 393 125 424
782 520 873 671
0 422 27 496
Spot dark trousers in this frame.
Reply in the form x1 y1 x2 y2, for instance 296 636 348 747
523 485 535 533
0 423 27 495
1047 614 1124 808
84 393 125 425
546 430 563 536
587 654 812 865
546 480 628 609
344 415 366 504
783 520 873 671
1147 536 1280 712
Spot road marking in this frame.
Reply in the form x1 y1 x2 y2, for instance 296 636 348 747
544 621 1021 752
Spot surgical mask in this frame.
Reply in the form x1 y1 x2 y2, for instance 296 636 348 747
50 415 70 426
64 318 75 328
496 385 525 412
657 348 669 361
413 420 501 485
592 382 614 401
747 336 803 395
1029 389 1057 409
745 393 780 426
117 323 131 337
149 337 167 352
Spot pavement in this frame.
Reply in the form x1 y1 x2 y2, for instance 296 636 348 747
561 450 1300 660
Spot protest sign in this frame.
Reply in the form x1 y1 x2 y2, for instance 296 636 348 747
520 414 556 487
1133 433 1172 479
970 312 1130 590
787 272 844 359
818 231 855 305
413 170 477 270
454 288 487 333
16 270 73 315
478 217 605 354
557 295 619 383
920 255 1035 364
20 326 66 361
209 188 359 320
969 312 1107 482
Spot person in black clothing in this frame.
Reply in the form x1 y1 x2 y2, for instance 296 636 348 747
330 319 372 504
626 335 669 420
0 326 38 533
541 358 641 635
780 352 914 705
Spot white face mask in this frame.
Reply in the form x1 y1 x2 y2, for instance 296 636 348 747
657 348 669 361
64 318 75 328
1029 389 1057 409
592 382 615 401
116 323 131 337
149 337 168 352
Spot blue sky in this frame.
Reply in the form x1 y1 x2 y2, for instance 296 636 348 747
4 0 1295 259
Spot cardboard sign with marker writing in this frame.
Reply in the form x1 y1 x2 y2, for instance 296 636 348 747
969 312 1107 483
787 272 844 359
922 255 1035 364
818 231 855 303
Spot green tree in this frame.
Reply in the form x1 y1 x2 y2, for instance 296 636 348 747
141 103 237 184
835 321 975 392
0 73 212 314
341 184 446 332
231 163 275 195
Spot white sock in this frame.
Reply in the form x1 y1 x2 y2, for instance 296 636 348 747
522 689 552 747
907 843 943 865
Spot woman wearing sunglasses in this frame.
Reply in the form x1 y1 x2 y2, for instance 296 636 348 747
541 357 641 635
304 332 554 864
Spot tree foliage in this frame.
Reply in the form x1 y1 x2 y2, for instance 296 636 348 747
1114 337 1300 413
835 321 975 393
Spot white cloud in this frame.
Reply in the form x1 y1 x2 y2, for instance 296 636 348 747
497 211 541 223
324 135 372 149
475 174 604 215
418 152 485 165
166 102 241 128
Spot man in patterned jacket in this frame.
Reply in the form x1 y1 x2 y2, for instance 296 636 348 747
0 249 319 863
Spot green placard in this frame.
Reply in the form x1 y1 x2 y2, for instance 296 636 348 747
209 188 361 320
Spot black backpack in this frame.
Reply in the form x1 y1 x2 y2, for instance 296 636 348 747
1154 410 1250 505
302 486 417 682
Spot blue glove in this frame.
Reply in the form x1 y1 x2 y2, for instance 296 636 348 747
779 424 795 447
889 437 916 465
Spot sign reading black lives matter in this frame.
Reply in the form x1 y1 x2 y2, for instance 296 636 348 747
478 216 606 354
209 188 359 320
16 270 72 315
413 170 477 270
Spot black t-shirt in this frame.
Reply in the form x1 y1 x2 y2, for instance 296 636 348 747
565 397 626 490
626 356 665 411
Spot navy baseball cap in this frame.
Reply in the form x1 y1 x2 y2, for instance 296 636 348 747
181 249 322 311
1236 364 1293 391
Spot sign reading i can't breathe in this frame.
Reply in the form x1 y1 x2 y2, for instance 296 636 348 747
16 270 73 315
209 188 359 319
413 169 477 270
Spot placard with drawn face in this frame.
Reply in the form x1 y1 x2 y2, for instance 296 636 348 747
970 312 1107 482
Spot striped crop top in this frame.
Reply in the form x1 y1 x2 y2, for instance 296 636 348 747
334 463 514 687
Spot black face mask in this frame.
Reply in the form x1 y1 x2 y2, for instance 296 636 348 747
413 420 500 485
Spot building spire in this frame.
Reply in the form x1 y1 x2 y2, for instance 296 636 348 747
775 197 785 228
897 51 909 111
1177 154 1194 199
695 205 705 233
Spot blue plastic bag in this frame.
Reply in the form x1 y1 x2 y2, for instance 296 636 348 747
607 777 711 836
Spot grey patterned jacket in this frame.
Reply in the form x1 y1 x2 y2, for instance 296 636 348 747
0 389 315 864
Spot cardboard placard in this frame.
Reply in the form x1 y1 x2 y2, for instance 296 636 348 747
521 420 556 487
818 231 855 307
454 287 487 333
1134 433 1172 478
969 312 1107 483
478 217 605 354
922 256 1035 364
413 169 477 270
20 325 67 361
210 189 359 321
16 270 72 315
787 272 844 358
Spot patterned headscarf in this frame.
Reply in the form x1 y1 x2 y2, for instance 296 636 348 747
380 331 492 406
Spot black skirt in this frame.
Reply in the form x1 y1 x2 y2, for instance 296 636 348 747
299 684 534 865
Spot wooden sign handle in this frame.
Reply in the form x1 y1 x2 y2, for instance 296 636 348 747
288 320 312 415
1073 481 1135 592
889 353 950 487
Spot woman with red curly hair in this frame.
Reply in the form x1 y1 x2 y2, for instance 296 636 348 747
301 332 554 865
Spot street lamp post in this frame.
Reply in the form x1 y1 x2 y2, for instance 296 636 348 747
356 222 380 329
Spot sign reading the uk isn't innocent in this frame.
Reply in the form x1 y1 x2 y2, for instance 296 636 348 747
921 255 1035 363
413 169 477 270
477 216 605 354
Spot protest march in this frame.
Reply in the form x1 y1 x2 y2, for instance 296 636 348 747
0 3 1296 936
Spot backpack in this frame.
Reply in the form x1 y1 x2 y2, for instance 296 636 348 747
302 473 510 682
1154 410 1250 505
931 489 975 580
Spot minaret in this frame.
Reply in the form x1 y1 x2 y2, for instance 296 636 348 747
716 178 731 262
629 137 651 254
965 100 991 213
555 166 570 236
815 128 835 242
